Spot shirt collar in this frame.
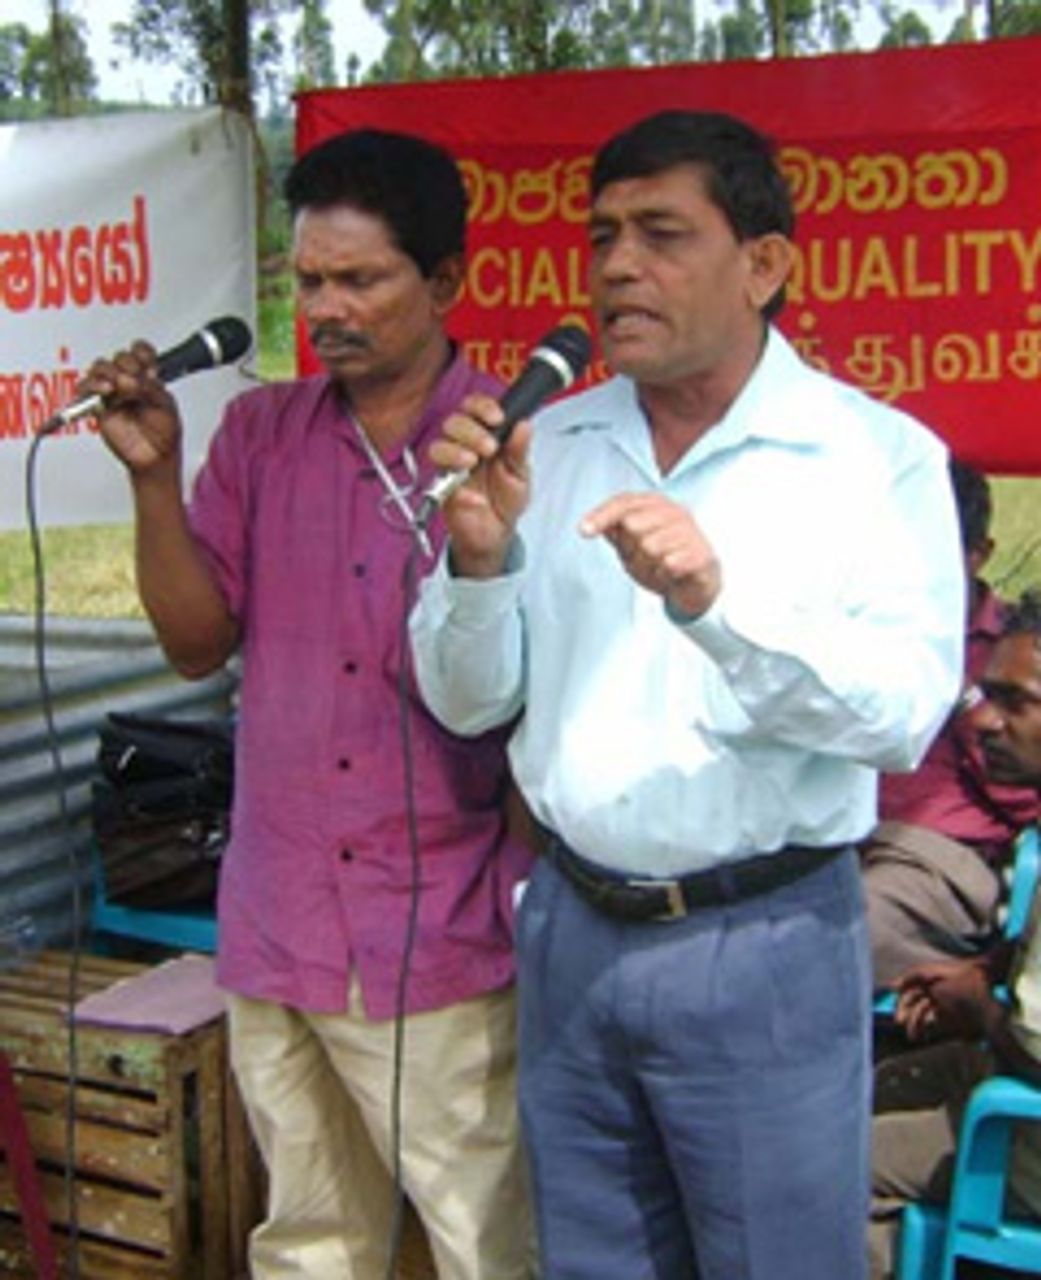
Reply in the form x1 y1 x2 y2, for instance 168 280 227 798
320 344 473 466
652 328 824 480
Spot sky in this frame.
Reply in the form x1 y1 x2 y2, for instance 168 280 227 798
6 0 389 104
5 0 964 105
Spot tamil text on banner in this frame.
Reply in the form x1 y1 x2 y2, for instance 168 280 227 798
297 39 1041 475
0 108 256 530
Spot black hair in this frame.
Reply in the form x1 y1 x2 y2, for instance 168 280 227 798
948 457 992 556
283 128 466 278
1003 589 1041 642
591 110 793 320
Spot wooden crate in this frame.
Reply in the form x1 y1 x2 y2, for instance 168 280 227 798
0 951 263 1279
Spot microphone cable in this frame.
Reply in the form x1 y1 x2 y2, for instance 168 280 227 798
16 322 254 1280
24 428 83 1280
382 534 426 1280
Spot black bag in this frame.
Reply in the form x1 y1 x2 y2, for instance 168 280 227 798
92 712 235 910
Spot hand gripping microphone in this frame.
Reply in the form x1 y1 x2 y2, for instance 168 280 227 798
417 323 593 526
44 315 253 433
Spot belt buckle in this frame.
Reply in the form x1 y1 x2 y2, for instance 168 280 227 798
629 877 688 921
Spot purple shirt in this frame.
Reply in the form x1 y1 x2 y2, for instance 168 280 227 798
189 352 531 1019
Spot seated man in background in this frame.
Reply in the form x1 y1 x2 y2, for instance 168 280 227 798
868 590 1041 1278
862 460 1040 988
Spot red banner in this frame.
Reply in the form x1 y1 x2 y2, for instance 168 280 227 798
297 40 1041 475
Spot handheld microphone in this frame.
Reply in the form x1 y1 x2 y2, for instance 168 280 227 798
417 324 593 525
45 315 253 432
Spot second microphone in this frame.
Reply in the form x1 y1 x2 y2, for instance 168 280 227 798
417 324 593 524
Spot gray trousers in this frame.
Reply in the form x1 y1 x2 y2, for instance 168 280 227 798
517 848 871 1280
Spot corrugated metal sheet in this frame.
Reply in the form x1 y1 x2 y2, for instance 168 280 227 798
0 614 236 950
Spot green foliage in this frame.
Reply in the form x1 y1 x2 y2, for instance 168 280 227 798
877 4 933 48
0 23 32 102
991 0 1041 36
293 0 337 90
113 0 270 105
360 0 890 79
714 0 767 59
0 11 96 119
362 0 708 80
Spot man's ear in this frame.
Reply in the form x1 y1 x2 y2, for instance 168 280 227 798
969 537 995 577
429 255 465 313
744 233 793 313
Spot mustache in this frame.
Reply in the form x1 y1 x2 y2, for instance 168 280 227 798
981 740 1029 779
309 324 370 350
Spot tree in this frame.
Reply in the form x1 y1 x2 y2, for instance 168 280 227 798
112 0 287 115
362 0 878 78
876 4 933 47
363 0 705 79
0 24 32 103
989 0 1041 36
294 0 337 89
0 9 95 119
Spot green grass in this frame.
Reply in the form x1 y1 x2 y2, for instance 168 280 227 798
0 524 140 618
4 477 1038 621
0 289 296 619
989 478 1041 599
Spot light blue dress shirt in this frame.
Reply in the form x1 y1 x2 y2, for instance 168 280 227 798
411 330 965 877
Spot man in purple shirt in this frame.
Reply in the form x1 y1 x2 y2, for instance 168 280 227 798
862 460 1040 988
81 129 533 1279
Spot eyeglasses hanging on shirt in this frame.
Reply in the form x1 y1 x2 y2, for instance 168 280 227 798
350 417 434 560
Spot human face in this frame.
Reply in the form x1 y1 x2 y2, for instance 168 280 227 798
292 203 459 390
975 633 1041 786
587 164 789 390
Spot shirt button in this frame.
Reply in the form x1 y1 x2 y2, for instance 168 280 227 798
337 757 351 770
340 847 354 862
343 660 358 674
353 564 366 578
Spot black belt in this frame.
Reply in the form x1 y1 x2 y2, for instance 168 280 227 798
545 837 847 923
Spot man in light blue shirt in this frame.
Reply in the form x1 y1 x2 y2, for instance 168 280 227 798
411 110 964 1280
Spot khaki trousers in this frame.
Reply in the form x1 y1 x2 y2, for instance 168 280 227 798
868 1040 991 1279
227 984 533 1280
861 821 1003 988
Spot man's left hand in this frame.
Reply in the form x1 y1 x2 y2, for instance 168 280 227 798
894 959 995 1043
580 492 721 619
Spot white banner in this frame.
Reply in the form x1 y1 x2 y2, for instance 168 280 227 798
0 108 256 530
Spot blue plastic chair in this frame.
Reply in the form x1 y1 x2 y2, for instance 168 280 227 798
897 1073 1041 1278
1004 823 1040 941
90 845 217 953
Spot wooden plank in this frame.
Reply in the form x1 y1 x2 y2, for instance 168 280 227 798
0 955 147 1003
0 1216 174 1279
14 1073 168 1132
164 1049 190 1275
34 952 149 981
12 1108 170 1191
196 1030 230 1279
0 1165 173 1254
0 1010 168 1093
